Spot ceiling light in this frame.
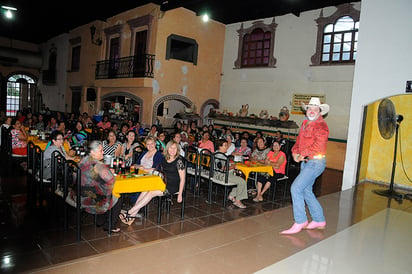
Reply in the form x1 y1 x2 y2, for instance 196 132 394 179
1 5 17 19
202 13 209 22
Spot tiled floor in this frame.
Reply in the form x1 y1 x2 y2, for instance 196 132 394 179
2 151 411 273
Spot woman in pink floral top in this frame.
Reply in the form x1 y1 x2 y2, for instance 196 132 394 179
11 119 28 156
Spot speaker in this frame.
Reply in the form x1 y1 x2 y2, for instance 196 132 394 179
87 88 96 101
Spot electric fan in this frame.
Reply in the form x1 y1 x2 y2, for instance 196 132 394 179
372 98 404 200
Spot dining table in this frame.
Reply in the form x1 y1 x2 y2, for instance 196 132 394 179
235 162 274 181
112 173 166 198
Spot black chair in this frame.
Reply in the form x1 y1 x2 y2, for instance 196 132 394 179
198 148 212 196
156 191 186 224
26 141 36 177
185 146 200 194
271 175 289 203
208 152 237 208
0 125 11 154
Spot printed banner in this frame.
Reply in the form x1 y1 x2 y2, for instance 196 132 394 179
292 94 326 114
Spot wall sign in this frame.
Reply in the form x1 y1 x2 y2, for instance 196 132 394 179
292 93 326 114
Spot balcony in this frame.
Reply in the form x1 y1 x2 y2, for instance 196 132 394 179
95 54 155 79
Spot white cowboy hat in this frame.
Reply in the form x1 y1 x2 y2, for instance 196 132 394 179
301 97 330 115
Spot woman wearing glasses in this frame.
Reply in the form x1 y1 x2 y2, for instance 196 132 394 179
43 130 73 181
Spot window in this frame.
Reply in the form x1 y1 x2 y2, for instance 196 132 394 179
7 74 35 116
234 19 277 68
311 3 360 66
166 34 198 65
321 16 358 63
242 28 271 67
71 45 81 71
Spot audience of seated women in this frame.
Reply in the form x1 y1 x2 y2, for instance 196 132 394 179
254 140 287 202
119 140 185 225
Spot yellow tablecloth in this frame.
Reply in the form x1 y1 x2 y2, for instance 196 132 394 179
28 136 71 152
112 174 166 198
235 163 273 181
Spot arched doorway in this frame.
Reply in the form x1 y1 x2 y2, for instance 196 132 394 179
200 99 220 125
101 92 143 123
6 73 37 116
152 94 193 128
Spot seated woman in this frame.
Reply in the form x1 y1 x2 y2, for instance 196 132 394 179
117 123 129 144
102 130 122 157
120 140 185 225
43 130 73 181
10 118 28 156
120 130 139 167
215 139 248 208
156 131 167 152
232 137 252 158
197 131 214 152
70 121 88 147
225 134 236 156
251 137 271 163
79 141 122 233
254 140 287 202
96 115 111 129
134 136 163 173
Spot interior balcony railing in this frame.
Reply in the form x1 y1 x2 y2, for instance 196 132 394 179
95 54 155 79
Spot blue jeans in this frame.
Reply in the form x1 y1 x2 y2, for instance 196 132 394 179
290 159 326 224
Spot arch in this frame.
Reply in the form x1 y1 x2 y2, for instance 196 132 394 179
5 72 38 115
200 98 220 119
7 71 38 83
101 91 143 105
152 94 193 125
101 91 144 122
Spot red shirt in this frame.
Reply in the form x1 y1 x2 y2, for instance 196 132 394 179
292 116 329 159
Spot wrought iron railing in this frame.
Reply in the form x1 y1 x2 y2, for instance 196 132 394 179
95 54 155 79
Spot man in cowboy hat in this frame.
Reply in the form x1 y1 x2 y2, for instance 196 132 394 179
281 97 330 234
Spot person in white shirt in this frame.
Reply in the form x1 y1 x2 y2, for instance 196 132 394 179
225 134 236 156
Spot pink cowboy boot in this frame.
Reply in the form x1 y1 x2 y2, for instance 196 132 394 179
280 221 308 235
304 221 326 230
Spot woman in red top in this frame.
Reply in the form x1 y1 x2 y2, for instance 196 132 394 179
254 140 286 202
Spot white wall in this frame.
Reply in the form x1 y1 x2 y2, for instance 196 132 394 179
220 3 360 140
38 33 69 112
343 0 412 190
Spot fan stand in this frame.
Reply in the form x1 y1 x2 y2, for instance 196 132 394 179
373 119 403 201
